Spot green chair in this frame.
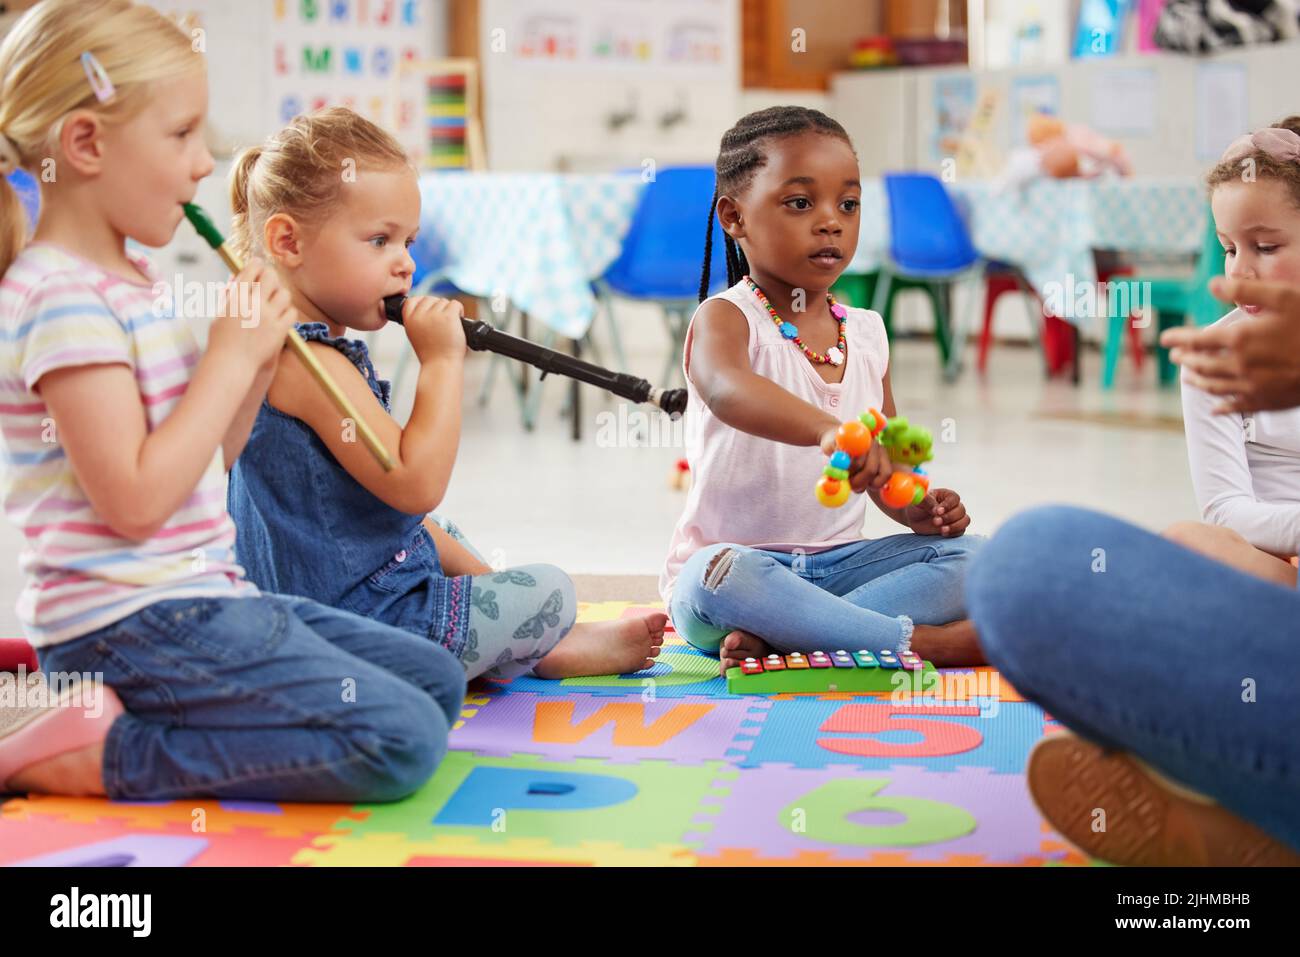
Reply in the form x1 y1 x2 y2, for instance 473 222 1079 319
1102 205 1225 389
831 270 951 363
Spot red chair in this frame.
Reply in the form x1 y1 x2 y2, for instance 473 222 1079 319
978 264 1144 379
977 265 1057 376
0 638 38 673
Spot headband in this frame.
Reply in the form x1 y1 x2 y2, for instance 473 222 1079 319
1220 127 1300 165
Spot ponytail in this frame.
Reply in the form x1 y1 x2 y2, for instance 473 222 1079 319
0 173 28 279
228 145 263 264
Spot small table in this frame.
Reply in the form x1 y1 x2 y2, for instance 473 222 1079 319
414 172 646 437
846 176 1206 323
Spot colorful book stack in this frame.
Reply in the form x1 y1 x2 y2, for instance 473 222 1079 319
426 72 468 170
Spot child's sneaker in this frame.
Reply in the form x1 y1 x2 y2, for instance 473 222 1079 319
0 672 123 792
1028 731 1300 866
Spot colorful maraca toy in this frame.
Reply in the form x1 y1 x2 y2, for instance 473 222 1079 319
816 409 934 509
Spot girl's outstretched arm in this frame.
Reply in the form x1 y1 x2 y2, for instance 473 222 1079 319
689 298 839 446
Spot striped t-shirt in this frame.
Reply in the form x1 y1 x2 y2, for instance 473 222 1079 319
0 242 256 648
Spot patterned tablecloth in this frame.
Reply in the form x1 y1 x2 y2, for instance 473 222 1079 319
847 177 1206 321
415 172 646 339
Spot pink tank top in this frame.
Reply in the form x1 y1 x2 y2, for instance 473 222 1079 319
659 279 890 604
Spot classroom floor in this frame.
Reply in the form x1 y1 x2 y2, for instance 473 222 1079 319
0 303 1190 865
0 600 1093 866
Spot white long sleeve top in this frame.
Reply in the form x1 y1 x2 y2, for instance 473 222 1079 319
1181 309 1300 557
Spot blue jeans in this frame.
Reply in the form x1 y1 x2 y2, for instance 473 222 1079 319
36 593 467 803
967 505 1300 851
670 533 984 655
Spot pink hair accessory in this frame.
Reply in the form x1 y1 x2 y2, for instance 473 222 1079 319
1220 127 1300 165
80 51 115 104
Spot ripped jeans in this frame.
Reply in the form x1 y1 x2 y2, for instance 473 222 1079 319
669 534 984 656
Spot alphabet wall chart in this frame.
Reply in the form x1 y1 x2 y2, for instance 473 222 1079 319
147 0 442 155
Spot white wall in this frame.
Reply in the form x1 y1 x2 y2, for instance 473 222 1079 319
829 38 1300 341
478 0 741 171
832 38 1300 179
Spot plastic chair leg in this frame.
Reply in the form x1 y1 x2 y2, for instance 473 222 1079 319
661 306 688 387
477 303 517 407
943 271 981 382
1156 310 1183 386
927 282 952 367
977 278 999 374
1101 312 1125 389
978 272 1037 376
870 271 896 340
595 286 630 373
1127 314 1145 371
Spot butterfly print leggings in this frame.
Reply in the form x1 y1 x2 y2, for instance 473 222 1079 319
437 517 578 681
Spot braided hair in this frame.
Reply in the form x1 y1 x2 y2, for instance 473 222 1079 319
699 106 855 302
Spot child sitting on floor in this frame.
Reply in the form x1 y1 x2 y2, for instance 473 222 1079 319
0 0 464 802
224 108 666 682
1167 117 1300 587
660 106 986 675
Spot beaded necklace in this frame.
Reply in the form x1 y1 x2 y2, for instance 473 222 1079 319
745 275 846 366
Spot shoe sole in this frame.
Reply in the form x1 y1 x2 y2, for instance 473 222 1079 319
1028 732 1300 866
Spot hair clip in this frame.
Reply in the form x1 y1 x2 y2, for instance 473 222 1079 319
80 52 115 104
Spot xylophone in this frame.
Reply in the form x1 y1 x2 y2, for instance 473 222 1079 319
726 649 936 694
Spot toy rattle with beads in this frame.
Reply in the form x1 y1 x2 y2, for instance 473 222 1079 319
816 409 934 510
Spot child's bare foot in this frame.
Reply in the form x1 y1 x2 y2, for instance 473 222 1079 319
6 742 107 796
1 679 120 796
719 629 775 676
532 613 667 679
910 619 986 667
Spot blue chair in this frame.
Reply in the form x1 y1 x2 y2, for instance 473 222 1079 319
873 173 985 381
596 165 730 386
7 168 40 228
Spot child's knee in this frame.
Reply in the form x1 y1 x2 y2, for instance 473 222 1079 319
526 563 578 630
1163 520 1241 552
689 543 766 596
356 687 450 802
422 643 467 725
938 533 987 561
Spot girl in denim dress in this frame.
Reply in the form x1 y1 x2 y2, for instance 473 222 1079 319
225 108 666 681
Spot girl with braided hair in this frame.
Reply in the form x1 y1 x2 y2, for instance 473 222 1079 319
661 106 986 674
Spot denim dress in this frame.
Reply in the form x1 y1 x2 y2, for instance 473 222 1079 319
227 323 472 657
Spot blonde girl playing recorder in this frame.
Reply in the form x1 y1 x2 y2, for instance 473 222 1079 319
0 0 465 802
224 108 666 682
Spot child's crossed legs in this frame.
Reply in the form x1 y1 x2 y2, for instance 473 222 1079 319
670 534 986 673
